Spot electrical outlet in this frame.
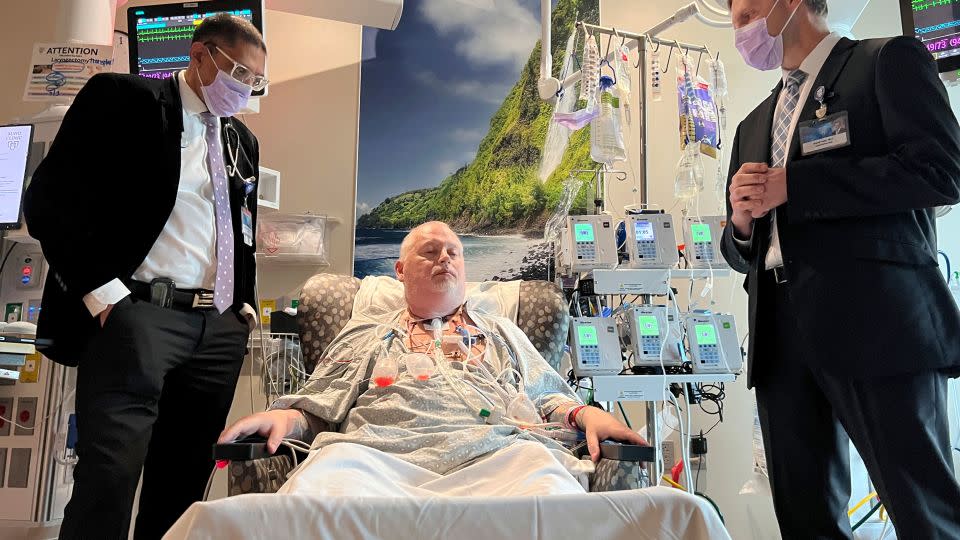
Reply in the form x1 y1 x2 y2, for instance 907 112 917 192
661 440 676 470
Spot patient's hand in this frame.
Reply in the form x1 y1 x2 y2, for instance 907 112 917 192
219 409 306 454
577 407 648 463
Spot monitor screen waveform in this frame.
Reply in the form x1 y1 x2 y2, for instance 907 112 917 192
133 6 255 81
911 0 960 60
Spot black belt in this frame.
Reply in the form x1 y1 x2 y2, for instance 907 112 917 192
768 266 788 285
126 280 217 311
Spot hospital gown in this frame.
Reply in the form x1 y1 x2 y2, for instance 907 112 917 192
270 306 592 479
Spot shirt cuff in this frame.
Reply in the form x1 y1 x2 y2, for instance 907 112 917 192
82 279 131 317
732 223 753 250
240 303 258 331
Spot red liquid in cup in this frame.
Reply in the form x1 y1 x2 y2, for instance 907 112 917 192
374 376 395 387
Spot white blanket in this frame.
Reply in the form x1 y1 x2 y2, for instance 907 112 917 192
165 442 731 540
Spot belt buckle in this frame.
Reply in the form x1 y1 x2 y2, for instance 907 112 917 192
772 266 788 285
192 291 215 309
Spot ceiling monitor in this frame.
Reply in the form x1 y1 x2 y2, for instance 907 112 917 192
127 0 266 95
901 0 960 74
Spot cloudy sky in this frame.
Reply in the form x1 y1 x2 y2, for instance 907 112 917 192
356 0 553 220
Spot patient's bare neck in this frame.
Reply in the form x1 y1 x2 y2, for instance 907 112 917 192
406 302 462 322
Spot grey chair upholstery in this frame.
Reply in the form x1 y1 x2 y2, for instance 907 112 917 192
295 274 570 373
227 274 642 496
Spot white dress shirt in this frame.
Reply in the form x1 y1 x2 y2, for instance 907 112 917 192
737 33 842 269
83 72 255 325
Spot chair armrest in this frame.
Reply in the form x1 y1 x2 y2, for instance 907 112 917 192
212 435 309 463
215 436 310 496
213 436 276 462
575 442 656 462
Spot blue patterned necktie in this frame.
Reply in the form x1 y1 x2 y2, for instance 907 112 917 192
771 69 808 167
201 113 235 313
765 70 807 269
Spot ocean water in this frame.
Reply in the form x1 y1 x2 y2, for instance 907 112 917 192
354 228 538 281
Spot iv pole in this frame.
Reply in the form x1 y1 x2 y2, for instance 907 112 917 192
538 2 728 492
538 1 723 206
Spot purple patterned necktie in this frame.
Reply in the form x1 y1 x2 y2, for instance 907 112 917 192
201 113 234 313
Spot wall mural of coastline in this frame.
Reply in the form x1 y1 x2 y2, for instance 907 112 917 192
355 0 600 281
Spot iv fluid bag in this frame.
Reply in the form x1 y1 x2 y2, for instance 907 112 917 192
675 144 705 200
540 30 580 181
614 44 632 99
579 30 600 107
591 76 627 165
707 57 728 131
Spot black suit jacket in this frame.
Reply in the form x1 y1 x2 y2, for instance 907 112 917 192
24 73 260 367
720 37 960 388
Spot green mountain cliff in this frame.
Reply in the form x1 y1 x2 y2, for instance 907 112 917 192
357 0 600 233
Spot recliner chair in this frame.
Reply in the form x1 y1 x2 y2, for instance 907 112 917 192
217 274 649 496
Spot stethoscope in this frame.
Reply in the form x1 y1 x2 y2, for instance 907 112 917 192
173 71 258 200
223 119 257 199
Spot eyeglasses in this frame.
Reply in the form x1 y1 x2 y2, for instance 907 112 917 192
208 44 268 91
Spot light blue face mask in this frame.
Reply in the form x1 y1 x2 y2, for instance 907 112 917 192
734 0 802 71
197 48 253 117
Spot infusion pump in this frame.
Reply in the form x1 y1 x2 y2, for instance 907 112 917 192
623 214 679 269
626 305 682 367
560 215 619 273
570 317 622 377
684 312 743 374
682 216 729 269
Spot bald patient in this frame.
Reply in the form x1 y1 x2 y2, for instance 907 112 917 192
219 221 644 496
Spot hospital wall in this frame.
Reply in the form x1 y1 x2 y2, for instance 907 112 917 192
0 2 63 122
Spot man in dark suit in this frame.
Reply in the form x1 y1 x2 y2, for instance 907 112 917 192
723 0 960 538
24 14 266 539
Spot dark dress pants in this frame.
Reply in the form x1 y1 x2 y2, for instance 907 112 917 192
59 297 249 540
754 271 960 540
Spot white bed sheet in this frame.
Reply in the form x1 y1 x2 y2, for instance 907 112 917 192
166 443 731 539
166 441 730 540
165 488 730 540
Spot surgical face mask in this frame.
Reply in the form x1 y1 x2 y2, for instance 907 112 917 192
734 0 802 71
197 48 253 117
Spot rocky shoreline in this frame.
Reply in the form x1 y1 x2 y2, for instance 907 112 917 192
492 242 553 282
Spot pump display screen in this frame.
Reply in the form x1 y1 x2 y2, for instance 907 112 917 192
695 324 717 345
577 325 599 345
574 223 595 243
691 223 712 243
637 315 660 336
635 220 656 241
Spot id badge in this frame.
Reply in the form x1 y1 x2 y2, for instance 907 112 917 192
241 206 253 247
798 111 851 156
